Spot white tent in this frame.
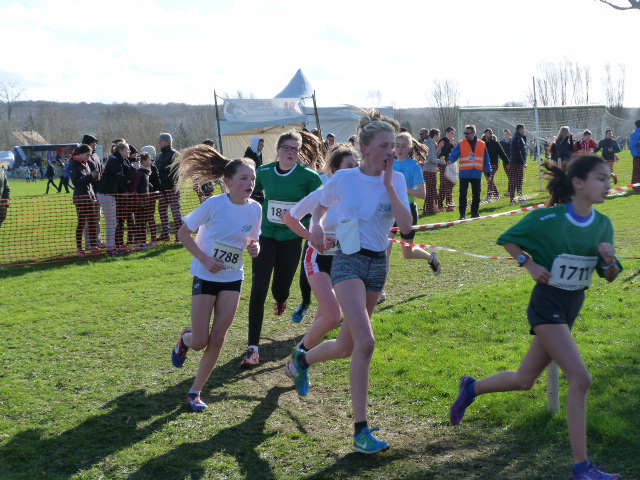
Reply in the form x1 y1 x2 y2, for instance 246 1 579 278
218 69 394 161
219 97 307 162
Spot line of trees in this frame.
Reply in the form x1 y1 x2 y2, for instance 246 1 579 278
423 59 627 134
0 81 222 153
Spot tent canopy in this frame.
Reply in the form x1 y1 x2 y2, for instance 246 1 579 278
220 97 307 161
274 68 314 99
218 70 394 160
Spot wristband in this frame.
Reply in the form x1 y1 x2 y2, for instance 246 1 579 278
602 262 617 270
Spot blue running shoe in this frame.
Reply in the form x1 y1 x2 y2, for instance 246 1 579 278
292 303 310 323
171 328 191 368
187 393 208 413
292 348 310 396
450 376 476 425
573 462 621 480
353 427 390 454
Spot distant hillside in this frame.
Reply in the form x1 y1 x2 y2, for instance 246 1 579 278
1 101 637 152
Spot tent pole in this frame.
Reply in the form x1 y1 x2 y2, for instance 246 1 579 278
312 91 323 140
214 90 223 154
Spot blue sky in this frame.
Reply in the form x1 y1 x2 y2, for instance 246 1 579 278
0 0 638 109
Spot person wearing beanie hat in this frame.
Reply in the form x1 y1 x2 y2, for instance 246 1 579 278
140 145 157 156
80 134 105 249
156 132 182 241
81 134 98 145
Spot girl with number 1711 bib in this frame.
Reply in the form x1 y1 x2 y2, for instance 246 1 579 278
450 155 622 480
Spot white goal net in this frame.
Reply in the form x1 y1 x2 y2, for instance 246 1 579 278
458 105 625 159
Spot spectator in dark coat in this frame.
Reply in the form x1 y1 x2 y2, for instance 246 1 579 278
0 166 10 227
508 124 527 204
437 126 457 212
81 134 104 249
98 142 132 254
595 129 621 184
481 129 509 200
553 126 574 169
155 133 182 241
69 144 99 255
244 137 265 203
45 161 60 194
129 152 155 249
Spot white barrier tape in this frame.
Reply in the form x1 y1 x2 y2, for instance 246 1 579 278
391 182 640 233
389 239 640 261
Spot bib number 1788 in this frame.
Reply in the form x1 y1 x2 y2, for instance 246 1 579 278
211 248 240 265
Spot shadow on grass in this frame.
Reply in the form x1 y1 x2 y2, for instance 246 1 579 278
126 385 294 480
0 335 299 480
0 379 190 480
376 293 428 312
621 267 640 283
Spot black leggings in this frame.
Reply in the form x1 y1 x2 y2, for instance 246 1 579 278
299 242 312 306
248 235 303 346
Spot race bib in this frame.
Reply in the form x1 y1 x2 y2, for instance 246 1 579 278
210 240 243 271
336 218 360 255
267 200 297 224
548 253 598 291
322 231 338 256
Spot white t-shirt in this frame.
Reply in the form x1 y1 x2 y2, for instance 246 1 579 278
319 167 409 252
289 188 340 234
184 193 262 282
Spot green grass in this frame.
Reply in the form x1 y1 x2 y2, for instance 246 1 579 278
0 166 639 479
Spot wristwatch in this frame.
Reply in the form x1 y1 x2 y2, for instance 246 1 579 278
517 253 531 267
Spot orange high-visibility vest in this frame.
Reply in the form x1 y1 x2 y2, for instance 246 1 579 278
459 140 486 172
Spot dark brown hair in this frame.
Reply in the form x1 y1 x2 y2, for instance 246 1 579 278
324 144 359 174
544 154 608 205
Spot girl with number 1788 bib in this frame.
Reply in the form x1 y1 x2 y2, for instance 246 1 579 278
450 154 622 480
170 148 262 412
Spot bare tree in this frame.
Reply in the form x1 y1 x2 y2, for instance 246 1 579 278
603 63 626 117
366 89 384 107
98 104 167 153
527 59 592 107
174 105 218 147
27 104 81 143
599 0 640 9
426 79 460 131
0 117 12 151
0 81 25 123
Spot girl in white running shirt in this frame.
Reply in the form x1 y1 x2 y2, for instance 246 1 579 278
282 144 359 378
289 114 413 454
170 147 262 412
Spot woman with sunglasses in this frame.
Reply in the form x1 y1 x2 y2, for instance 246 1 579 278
242 130 323 367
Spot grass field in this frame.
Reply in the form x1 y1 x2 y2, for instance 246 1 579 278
0 160 639 479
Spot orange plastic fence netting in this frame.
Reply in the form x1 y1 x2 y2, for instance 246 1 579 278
0 190 204 267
